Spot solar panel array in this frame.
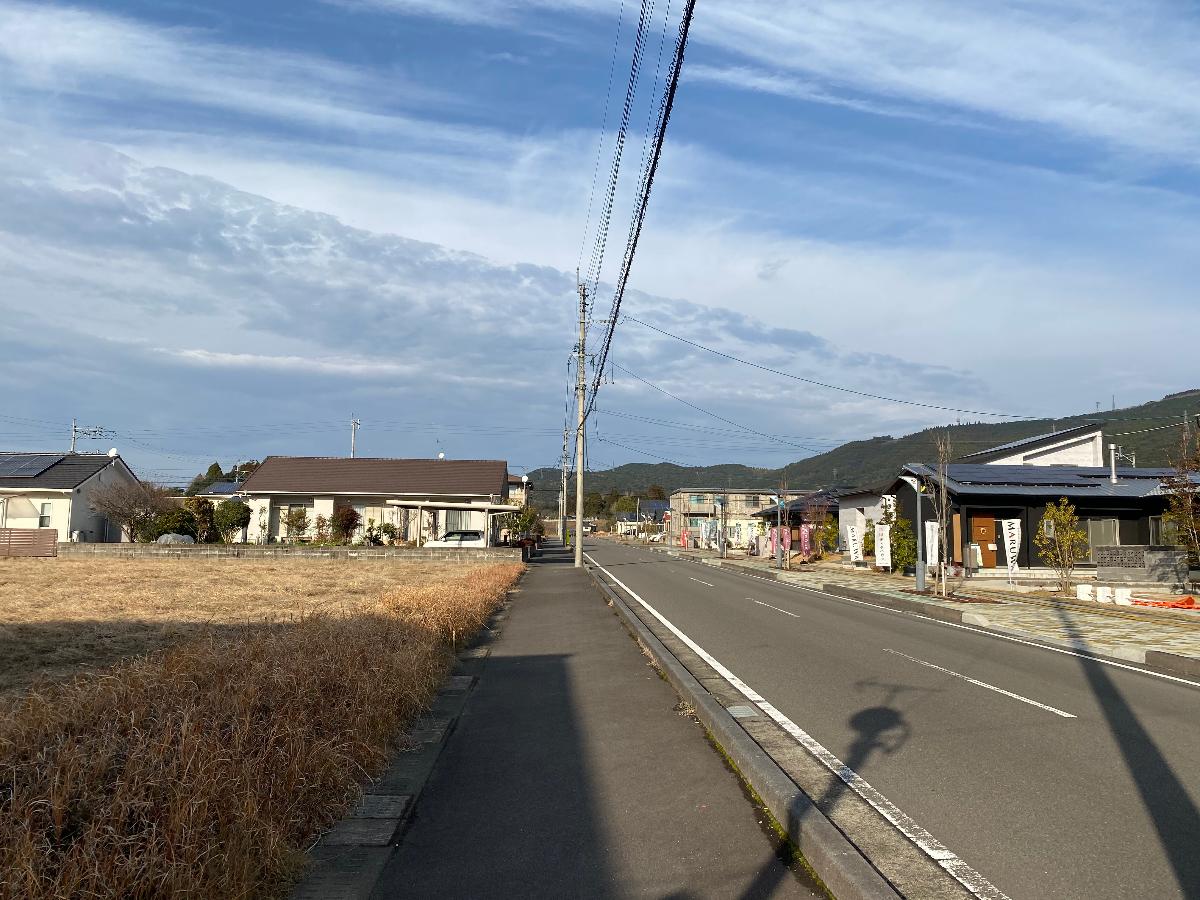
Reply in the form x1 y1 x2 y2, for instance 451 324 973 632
0 454 65 477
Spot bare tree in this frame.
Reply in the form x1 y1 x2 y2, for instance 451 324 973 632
89 481 173 542
934 431 954 597
1163 428 1200 566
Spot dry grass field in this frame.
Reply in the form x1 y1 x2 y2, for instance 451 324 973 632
0 558 461 694
0 557 524 899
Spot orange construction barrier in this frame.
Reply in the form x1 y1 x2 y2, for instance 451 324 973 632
1132 596 1197 609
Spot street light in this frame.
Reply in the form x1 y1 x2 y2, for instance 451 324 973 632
767 494 785 570
899 475 925 591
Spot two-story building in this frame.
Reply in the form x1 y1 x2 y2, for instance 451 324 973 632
668 488 780 549
0 451 140 542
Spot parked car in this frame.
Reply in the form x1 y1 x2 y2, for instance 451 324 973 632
424 529 486 548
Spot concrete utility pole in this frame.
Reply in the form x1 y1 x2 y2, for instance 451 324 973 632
350 416 361 458
559 428 569 545
574 284 588 568
70 419 110 454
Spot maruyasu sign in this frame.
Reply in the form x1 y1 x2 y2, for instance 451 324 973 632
1002 519 1021 580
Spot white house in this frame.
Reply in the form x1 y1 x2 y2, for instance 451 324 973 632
236 456 518 544
0 451 140 542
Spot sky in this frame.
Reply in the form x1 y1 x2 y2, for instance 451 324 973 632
1 0 1198 488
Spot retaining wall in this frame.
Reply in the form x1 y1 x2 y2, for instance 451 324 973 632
56 543 523 562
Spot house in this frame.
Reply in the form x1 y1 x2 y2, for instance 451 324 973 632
614 500 669 536
669 488 787 549
957 423 1105 467
838 424 1116 560
236 456 518 545
0 451 140 542
883 462 1197 579
507 474 531 507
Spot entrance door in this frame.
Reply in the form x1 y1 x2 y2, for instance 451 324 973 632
970 517 998 568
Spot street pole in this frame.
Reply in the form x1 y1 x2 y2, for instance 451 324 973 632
70 418 77 453
559 431 568 546
350 416 360 458
574 284 587 568
901 475 926 591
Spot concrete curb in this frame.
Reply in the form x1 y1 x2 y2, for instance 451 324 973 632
584 566 900 900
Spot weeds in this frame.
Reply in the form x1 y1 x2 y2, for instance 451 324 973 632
0 562 522 899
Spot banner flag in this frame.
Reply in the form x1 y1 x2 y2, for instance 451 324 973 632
875 524 892 569
848 525 863 562
925 522 940 566
1002 519 1021 579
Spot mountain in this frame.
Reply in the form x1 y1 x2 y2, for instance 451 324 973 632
527 390 1200 507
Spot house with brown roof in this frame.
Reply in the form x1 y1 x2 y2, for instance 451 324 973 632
236 456 518 545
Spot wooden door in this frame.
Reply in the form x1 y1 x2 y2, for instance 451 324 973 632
970 517 998 568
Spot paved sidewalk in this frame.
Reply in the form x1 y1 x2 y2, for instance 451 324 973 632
371 546 822 899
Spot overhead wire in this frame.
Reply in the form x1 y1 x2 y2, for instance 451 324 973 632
623 314 1035 420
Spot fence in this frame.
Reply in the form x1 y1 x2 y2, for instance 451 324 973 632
56 543 522 562
0 528 59 558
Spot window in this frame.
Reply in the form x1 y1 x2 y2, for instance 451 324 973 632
1149 516 1181 547
444 509 470 532
689 494 705 505
38 502 51 528
1086 518 1119 562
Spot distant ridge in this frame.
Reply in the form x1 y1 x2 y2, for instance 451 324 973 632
528 391 1200 507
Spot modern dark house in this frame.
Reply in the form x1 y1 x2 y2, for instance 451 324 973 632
884 463 1191 575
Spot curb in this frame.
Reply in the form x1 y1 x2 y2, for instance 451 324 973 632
678 555 1200 684
288 588 519 900
584 566 900 900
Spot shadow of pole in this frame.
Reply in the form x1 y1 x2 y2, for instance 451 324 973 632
1052 602 1200 897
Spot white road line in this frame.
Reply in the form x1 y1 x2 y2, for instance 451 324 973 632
689 577 715 587
584 553 1011 900
884 649 1076 718
755 600 801 618
727 570 1200 691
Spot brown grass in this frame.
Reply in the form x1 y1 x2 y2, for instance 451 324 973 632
0 559 523 899
0 558 461 694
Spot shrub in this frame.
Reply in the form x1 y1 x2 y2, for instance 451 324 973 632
1034 498 1090 591
214 499 252 543
283 507 310 539
183 497 216 543
331 506 361 542
313 515 330 542
138 507 198 543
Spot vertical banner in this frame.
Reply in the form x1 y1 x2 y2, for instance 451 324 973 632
799 524 812 556
848 525 863 562
1002 519 1021 580
880 495 897 520
925 522 940 567
874 524 892 569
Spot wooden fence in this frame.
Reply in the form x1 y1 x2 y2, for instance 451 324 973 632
0 528 59 558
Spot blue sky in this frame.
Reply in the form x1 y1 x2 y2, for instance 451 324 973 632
1 0 1198 486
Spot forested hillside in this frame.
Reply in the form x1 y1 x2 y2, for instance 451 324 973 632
527 390 1200 509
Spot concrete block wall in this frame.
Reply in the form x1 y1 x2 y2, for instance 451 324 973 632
57 544 524 562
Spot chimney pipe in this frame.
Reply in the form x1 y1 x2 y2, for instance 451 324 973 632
1109 443 1118 484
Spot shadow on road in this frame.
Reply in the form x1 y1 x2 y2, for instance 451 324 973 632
1052 604 1200 898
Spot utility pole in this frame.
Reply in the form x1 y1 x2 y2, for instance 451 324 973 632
350 416 361 458
574 283 588 568
559 427 569 546
70 419 111 453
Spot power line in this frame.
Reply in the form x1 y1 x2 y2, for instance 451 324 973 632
623 314 1035 419
611 363 828 455
587 0 696 415
596 434 684 466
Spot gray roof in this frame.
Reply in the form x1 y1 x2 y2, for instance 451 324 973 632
0 453 119 490
200 481 242 496
960 423 1100 462
901 463 1193 500
239 456 509 496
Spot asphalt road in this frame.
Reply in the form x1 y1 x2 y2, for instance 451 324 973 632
584 540 1200 900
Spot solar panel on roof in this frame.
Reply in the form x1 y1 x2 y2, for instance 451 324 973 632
0 454 65 477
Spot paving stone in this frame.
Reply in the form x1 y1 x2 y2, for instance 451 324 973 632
290 846 393 900
352 794 411 819
324 816 400 846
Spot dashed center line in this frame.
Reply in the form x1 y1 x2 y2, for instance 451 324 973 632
755 600 801 618
689 577 715 587
884 649 1076 718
